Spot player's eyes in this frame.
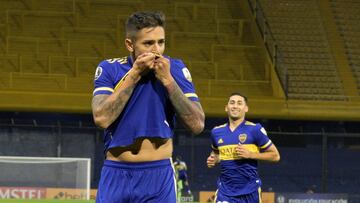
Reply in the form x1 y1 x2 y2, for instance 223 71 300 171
144 41 153 46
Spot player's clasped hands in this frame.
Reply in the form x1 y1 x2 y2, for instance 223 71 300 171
132 52 172 85
132 52 157 76
151 53 172 85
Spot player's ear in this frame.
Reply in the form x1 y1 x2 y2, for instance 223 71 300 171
244 105 249 113
125 38 134 52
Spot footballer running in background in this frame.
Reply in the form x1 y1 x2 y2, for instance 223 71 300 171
174 155 192 196
207 92 280 203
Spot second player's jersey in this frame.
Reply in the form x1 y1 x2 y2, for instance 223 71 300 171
174 160 187 180
210 120 272 196
93 56 199 151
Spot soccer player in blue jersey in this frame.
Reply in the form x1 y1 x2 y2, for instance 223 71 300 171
174 155 192 196
207 93 280 203
91 11 205 203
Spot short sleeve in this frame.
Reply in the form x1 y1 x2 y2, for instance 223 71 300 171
210 129 219 151
254 124 272 151
93 60 115 96
171 59 199 102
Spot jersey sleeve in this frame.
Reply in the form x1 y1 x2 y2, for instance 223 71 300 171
210 129 219 151
93 60 115 96
171 59 199 102
254 124 272 151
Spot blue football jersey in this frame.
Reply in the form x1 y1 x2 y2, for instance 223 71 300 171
93 56 199 151
210 120 272 196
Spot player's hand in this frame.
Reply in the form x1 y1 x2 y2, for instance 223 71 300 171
207 154 217 168
235 143 252 159
132 52 156 76
151 55 174 86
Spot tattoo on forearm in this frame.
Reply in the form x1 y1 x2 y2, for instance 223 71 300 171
103 87 133 121
92 76 137 127
166 82 204 133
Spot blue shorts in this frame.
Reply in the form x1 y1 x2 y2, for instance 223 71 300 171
178 171 188 181
214 187 261 203
96 159 176 203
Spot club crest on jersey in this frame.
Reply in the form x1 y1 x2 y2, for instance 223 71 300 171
94 66 103 80
238 134 247 143
182 67 192 82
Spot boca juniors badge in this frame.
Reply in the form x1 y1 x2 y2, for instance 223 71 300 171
238 134 247 143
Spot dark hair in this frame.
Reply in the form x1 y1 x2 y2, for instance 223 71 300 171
125 11 165 39
229 92 248 103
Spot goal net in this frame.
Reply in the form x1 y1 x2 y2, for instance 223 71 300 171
0 156 91 200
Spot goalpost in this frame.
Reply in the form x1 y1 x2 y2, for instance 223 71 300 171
0 156 91 200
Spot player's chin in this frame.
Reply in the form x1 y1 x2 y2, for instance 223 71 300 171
230 114 241 119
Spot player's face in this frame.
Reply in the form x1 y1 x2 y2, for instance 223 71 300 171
126 26 165 59
225 95 248 120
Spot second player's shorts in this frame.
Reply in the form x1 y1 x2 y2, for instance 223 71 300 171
178 170 188 181
96 159 176 203
214 187 261 203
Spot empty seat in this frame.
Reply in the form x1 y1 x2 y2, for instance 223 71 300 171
6 10 75 38
331 0 360 94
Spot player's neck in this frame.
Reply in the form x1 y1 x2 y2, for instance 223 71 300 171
228 117 244 131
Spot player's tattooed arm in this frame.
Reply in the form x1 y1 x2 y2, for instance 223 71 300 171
148 54 204 134
165 81 205 135
92 53 156 129
92 70 140 129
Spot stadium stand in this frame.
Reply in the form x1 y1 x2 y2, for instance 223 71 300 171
258 0 345 100
1 0 360 201
0 0 280 117
330 0 360 94
2 0 359 119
